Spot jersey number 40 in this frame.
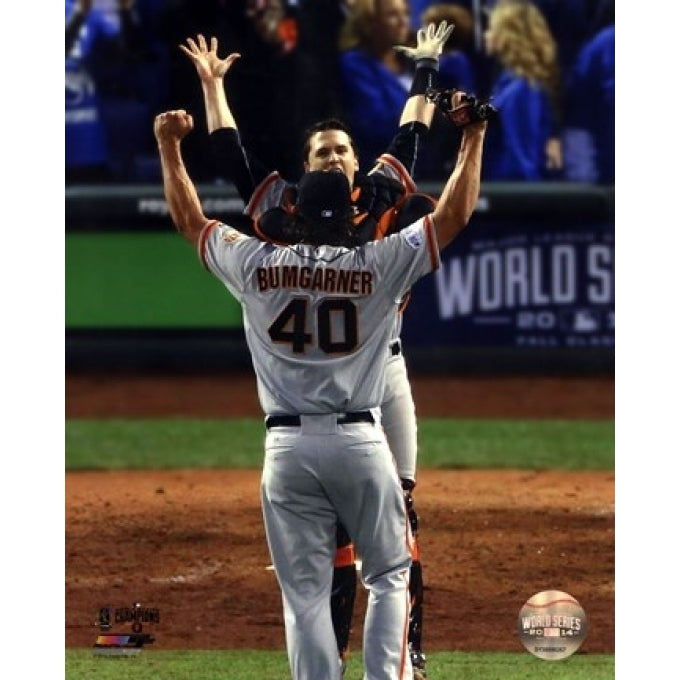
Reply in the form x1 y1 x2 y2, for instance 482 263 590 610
268 298 358 354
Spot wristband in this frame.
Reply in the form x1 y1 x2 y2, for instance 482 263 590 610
409 59 439 96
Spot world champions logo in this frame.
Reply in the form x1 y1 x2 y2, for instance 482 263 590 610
93 602 160 656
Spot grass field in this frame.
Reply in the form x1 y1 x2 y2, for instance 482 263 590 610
64 649 615 679
65 417 615 470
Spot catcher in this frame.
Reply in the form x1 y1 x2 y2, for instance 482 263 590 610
177 22 496 679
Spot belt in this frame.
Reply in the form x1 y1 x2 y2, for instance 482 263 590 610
389 340 401 356
265 411 374 429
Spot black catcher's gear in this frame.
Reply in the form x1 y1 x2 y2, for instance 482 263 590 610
401 478 425 674
331 523 357 660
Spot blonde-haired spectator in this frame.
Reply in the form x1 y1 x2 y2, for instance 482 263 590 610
337 0 416 169
482 0 563 180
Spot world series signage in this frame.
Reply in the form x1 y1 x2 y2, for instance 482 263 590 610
402 215 614 349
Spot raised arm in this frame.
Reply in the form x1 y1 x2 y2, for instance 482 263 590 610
374 21 454 178
395 21 454 127
431 110 487 250
179 34 241 133
153 110 209 247
180 34 271 203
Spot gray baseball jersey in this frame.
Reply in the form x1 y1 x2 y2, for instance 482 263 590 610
242 156 422 483
198 215 439 416
197 213 438 680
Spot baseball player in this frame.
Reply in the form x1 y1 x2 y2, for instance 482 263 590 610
154 104 488 680
177 23 498 678
180 25 449 677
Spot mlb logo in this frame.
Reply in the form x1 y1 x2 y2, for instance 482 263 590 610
560 309 600 333
321 209 334 218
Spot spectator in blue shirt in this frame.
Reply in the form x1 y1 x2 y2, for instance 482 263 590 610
65 0 139 183
337 0 415 170
481 0 563 181
562 23 614 184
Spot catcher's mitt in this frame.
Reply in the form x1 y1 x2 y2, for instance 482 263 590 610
426 88 499 127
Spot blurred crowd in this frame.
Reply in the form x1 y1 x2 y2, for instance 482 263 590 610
65 0 614 186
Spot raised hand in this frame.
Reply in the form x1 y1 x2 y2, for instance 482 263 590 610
154 110 194 145
394 21 454 61
179 34 241 82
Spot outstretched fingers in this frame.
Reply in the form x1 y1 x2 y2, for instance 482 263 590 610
224 53 242 70
179 34 212 58
179 36 199 59
438 21 454 43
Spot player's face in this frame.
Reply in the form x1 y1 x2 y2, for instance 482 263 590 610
304 130 360 187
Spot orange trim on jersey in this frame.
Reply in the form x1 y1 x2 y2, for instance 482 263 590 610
403 497 416 557
375 206 397 239
198 219 221 269
351 186 361 203
352 210 368 226
424 214 440 271
252 217 270 242
410 536 421 562
245 171 281 218
376 153 417 194
397 291 411 314
399 569 411 679
334 543 356 567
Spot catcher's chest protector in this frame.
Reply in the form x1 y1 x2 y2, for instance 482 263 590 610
351 173 406 243
255 172 437 246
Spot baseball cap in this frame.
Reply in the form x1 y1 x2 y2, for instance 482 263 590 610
296 170 353 224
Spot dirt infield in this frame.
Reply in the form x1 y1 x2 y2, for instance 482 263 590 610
65 373 614 654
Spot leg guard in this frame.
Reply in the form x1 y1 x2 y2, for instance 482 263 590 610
331 523 357 659
403 480 426 672
409 559 425 658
